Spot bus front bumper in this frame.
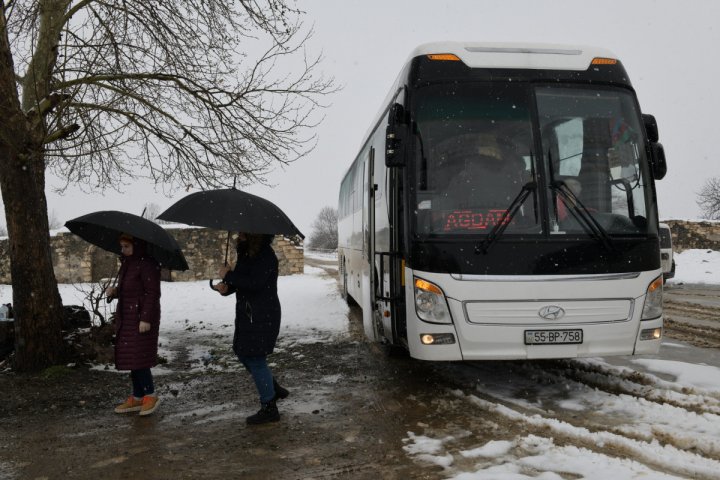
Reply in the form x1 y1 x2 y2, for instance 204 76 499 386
406 301 663 361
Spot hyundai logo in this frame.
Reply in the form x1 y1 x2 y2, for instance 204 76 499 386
538 305 565 320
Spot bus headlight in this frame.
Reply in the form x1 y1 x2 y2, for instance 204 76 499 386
641 276 663 320
414 277 452 324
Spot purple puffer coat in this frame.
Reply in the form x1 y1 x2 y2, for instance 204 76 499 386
114 240 161 370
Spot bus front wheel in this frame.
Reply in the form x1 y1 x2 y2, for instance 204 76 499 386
383 343 410 358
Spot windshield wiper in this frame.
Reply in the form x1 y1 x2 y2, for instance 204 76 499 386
552 180 617 253
475 181 536 255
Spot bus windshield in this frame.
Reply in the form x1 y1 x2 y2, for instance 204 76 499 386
536 86 651 235
411 83 654 238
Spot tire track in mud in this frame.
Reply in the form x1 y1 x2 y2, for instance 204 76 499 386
664 299 720 348
420 360 720 479
663 299 720 323
664 317 720 348
535 359 720 462
549 359 720 415
449 388 720 480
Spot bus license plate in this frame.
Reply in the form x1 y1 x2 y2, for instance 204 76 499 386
524 329 583 345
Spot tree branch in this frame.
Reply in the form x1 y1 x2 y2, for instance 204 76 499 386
43 122 79 143
8 0 335 192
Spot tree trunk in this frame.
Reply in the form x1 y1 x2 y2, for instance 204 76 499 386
0 4 65 371
0 145 65 371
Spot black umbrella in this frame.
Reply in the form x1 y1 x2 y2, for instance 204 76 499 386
157 188 304 239
65 210 189 271
158 188 302 285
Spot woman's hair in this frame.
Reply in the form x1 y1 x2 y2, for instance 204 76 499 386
238 233 273 257
119 233 134 243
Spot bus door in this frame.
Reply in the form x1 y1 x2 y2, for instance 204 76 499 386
365 145 387 343
371 142 406 348
366 147 382 341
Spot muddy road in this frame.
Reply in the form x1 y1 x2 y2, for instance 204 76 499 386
664 284 720 349
1 261 719 479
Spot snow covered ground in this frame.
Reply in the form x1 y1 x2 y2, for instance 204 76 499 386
668 249 720 286
1 249 719 478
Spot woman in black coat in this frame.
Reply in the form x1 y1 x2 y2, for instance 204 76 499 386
214 233 288 425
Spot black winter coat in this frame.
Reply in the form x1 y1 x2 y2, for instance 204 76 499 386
223 243 281 357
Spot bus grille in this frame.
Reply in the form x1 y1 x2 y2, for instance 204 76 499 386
463 299 634 325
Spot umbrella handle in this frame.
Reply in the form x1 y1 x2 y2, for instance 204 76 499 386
209 279 216 290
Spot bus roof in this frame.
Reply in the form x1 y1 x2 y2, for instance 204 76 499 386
409 42 617 71
349 42 622 179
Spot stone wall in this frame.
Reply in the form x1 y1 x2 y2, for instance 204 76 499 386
663 220 720 252
0 228 303 284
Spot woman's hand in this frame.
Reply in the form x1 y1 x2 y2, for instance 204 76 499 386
104 286 118 300
139 321 151 333
213 282 229 295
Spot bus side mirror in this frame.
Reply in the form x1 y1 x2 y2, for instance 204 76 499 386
643 114 666 180
385 103 407 167
650 142 667 180
642 114 659 143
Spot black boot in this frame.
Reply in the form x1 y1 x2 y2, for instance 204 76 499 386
246 401 280 425
273 378 289 402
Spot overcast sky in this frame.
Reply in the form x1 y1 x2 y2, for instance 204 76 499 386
5 0 719 236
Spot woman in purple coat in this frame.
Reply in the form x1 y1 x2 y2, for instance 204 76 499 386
105 233 162 416
214 233 288 425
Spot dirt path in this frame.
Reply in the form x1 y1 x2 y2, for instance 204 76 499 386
2 261 719 479
663 288 720 348
0 258 445 479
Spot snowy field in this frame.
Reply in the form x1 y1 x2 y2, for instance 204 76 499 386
1 249 720 478
667 248 720 285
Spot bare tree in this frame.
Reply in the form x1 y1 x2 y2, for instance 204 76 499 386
308 206 338 251
0 1 334 371
74 278 113 326
697 177 720 220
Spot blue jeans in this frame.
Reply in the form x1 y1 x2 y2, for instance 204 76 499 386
130 368 154 398
238 355 276 404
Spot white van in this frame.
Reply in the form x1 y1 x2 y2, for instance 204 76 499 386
659 223 675 282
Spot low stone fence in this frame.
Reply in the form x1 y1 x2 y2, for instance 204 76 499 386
0 228 303 284
663 220 720 252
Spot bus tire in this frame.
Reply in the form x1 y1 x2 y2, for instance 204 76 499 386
384 343 409 358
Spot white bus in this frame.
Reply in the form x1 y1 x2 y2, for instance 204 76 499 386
338 43 667 361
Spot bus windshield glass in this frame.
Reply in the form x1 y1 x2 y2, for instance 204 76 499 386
411 83 653 237
413 83 539 236
536 86 651 235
